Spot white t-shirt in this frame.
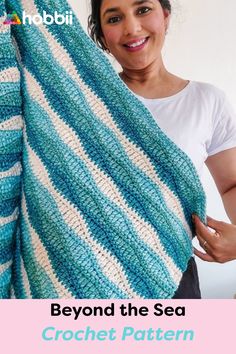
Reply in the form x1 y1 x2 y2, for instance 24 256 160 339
135 81 236 176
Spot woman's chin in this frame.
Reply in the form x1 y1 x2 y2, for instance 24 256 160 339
123 61 152 72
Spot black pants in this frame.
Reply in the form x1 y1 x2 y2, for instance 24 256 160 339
172 257 201 299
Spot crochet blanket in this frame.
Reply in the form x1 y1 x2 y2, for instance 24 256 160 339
0 0 206 299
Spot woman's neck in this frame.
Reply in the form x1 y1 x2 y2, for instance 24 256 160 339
120 58 167 85
119 59 188 99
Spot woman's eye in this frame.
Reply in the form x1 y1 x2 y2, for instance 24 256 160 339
137 7 151 15
107 16 121 24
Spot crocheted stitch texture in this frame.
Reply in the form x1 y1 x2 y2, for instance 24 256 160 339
0 0 206 299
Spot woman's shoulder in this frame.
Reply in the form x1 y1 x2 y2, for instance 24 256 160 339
190 81 226 104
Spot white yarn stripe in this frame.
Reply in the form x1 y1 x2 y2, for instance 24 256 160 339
0 161 22 179
0 17 9 34
25 69 181 285
21 193 74 299
0 115 23 130
0 67 20 82
19 255 32 298
28 12 191 238
10 284 16 298
0 207 18 227
24 135 140 298
0 259 12 275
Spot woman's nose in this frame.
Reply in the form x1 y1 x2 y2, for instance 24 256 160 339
123 16 142 36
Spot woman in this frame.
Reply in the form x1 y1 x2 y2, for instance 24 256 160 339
88 1 236 264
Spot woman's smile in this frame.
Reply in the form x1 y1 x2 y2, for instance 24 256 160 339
123 36 150 52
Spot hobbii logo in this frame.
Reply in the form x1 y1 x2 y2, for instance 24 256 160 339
22 10 73 25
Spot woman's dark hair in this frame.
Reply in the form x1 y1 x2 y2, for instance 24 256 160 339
88 0 172 52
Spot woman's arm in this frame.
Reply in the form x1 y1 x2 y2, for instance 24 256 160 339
193 147 236 263
206 147 236 224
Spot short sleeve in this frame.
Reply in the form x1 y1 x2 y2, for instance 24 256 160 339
207 95 236 156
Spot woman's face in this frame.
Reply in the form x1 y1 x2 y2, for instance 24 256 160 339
100 0 170 71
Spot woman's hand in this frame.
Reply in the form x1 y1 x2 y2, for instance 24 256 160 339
193 215 236 263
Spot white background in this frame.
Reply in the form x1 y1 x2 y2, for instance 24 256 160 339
69 0 236 298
